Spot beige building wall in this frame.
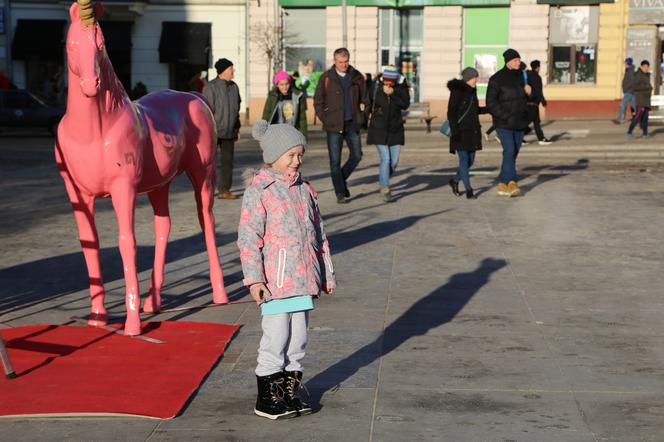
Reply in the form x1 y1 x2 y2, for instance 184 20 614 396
248 0 277 122
509 0 549 82
546 0 629 101
325 6 379 74
421 6 462 118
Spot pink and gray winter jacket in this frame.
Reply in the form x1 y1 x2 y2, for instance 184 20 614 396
237 168 336 300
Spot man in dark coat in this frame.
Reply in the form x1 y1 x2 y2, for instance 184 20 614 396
486 48 531 197
526 60 551 145
627 60 653 138
314 48 369 203
614 58 636 124
203 58 242 199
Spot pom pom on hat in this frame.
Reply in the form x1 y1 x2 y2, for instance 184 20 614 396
252 120 307 164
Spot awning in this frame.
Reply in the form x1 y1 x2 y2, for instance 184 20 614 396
159 22 211 65
536 0 613 4
102 21 133 64
12 19 66 61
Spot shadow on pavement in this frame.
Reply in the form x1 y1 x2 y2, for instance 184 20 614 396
0 232 241 324
306 257 508 406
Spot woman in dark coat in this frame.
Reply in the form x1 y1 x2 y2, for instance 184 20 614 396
367 66 410 202
447 67 487 199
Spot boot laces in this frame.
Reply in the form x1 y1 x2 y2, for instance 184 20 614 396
269 378 289 403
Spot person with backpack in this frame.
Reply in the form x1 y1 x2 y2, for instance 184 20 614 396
262 70 308 137
447 68 487 200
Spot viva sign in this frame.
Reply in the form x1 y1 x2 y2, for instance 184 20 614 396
629 0 664 24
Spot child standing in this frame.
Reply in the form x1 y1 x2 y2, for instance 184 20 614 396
238 120 336 420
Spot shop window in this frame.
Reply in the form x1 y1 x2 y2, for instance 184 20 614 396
283 8 326 94
549 6 598 85
379 8 423 102
550 45 596 84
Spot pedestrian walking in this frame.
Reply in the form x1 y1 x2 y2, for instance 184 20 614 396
447 68 487 200
203 58 242 200
366 66 410 203
486 48 531 197
238 120 336 420
526 60 552 145
314 47 369 204
262 70 308 138
614 58 637 124
627 60 653 139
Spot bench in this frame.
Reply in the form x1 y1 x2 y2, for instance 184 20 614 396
402 102 437 133
649 95 664 121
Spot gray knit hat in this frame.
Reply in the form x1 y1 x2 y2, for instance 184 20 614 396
252 120 306 164
461 67 479 82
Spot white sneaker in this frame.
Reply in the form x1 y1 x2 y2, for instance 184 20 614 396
538 139 552 145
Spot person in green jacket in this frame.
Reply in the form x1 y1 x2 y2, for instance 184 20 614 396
262 70 308 138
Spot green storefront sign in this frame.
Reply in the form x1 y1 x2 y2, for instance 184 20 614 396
280 0 509 6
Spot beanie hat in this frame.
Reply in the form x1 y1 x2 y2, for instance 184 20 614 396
625 57 633 66
214 58 233 74
252 120 307 164
382 65 399 84
273 70 291 85
503 48 521 63
461 67 479 82
530 60 541 70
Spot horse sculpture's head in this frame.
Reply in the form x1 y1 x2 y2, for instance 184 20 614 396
67 0 105 97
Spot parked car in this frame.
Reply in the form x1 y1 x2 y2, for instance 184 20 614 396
0 89 64 135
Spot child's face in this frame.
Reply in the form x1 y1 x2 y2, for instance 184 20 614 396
272 145 305 175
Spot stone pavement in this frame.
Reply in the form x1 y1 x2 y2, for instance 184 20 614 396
1 123 663 441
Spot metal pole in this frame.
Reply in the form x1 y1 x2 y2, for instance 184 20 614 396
341 0 347 48
0 335 16 379
273 0 281 72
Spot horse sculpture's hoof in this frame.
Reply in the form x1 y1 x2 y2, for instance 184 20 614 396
88 310 108 327
124 318 141 336
142 294 161 314
213 289 229 305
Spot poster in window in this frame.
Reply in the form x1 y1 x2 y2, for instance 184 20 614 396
474 54 497 84
549 6 599 45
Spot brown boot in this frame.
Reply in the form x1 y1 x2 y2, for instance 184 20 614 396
507 181 521 197
217 191 238 200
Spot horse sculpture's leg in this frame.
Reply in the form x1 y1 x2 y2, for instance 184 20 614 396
110 182 141 336
56 145 108 326
143 184 171 314
188 168 229 304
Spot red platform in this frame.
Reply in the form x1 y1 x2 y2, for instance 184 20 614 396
0 321 239 419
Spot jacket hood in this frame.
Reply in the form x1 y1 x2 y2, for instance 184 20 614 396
243 167 302 188
447 78 470 91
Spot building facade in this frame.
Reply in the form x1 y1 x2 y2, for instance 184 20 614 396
5 0 246 111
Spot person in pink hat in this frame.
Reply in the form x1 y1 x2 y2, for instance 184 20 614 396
262 70 308 137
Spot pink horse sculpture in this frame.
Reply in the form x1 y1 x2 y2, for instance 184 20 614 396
55 0 228 336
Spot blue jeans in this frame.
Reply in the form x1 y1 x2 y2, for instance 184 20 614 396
617 93 636 121
375 144 401 189
327 121 363 197
496 128 524 184
454 150 475 191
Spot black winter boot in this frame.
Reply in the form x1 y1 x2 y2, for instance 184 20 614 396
466 189 477 199
284 370 313 415
448 179 461 197
254 373 298 420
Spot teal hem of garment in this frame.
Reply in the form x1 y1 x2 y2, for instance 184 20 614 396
260 295 315 316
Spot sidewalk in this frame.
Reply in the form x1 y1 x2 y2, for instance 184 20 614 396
1 131 663 441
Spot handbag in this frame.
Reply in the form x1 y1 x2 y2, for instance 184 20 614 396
440 95 475 137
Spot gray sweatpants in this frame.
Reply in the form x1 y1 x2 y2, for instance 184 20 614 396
255 311 309 377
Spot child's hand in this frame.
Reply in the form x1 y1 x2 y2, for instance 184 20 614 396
324 282 334 295
249 283 270 305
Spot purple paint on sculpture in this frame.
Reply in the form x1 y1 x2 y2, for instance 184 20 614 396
55 0 228 336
